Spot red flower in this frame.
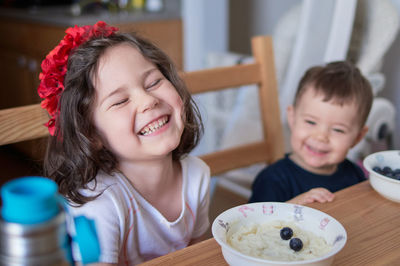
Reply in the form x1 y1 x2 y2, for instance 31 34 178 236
37 21 118 136
45 117 57 136
38 73 64 98
91 21 118 38
40 94 61 116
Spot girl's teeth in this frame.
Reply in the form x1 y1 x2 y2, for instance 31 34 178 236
140 117 168 135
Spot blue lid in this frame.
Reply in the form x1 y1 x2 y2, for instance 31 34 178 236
1 176 59 224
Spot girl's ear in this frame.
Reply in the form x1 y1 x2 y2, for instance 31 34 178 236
351 126 369 148
287 105 295 130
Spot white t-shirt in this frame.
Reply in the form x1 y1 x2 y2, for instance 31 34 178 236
68 155 210 265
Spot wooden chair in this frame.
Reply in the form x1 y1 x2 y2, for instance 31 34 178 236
0 35 284 179
186 35 284 176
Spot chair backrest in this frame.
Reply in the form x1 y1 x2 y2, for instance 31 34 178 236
0 35 284 176
186 35 284 175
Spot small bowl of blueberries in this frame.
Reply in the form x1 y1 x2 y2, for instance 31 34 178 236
363 150 400 203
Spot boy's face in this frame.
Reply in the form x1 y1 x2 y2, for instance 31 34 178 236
287 87 368 175
92 43 184 165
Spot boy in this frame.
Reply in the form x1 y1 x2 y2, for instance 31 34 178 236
249 61 373 205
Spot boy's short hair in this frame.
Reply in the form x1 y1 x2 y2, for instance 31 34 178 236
293 61 373 127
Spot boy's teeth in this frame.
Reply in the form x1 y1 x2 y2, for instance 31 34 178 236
140 117 168 135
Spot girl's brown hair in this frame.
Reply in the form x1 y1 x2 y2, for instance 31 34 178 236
44 33 203 205
293 61 373 127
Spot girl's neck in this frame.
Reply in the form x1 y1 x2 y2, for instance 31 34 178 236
118 155 180 197
118 155 183 221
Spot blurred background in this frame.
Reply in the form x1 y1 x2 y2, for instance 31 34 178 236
183 0 399 200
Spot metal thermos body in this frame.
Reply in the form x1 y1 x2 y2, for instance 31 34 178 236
0 211 70 266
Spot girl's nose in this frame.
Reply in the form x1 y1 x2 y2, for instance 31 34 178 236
137 91 159 113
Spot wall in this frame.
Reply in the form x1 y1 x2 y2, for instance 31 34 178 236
182 0 229 71
381 0 400 149
229 0 297 54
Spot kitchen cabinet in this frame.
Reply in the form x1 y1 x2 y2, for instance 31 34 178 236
0 19 65 108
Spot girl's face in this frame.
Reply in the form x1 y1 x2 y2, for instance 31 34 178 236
92 43 184 164
287 87 367 175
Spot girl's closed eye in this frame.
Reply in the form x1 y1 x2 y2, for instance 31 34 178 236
146 78 162 90
111 98 129 108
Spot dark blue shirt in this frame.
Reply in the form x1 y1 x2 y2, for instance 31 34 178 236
249 154 366 203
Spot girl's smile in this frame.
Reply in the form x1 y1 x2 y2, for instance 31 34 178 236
139 115 170 136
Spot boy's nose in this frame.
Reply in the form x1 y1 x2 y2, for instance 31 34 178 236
314 128 329 142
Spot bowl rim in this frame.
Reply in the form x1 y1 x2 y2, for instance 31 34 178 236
363 150 400 184
211 202 347 265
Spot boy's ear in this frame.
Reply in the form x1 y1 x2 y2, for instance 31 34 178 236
287 105 294 130
352 126 369 147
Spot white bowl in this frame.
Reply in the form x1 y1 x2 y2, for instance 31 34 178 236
363 150 400 203
212 202 347 266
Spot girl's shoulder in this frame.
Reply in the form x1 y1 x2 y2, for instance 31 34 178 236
182 154 209 166
181 155 210 203
69 171 136 214
76 171 125 198
181 154 210 176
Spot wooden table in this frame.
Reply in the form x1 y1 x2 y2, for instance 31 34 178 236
140 181 400 265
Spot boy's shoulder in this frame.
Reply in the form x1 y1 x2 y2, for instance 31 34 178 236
256 154 294 179
338 158 366 178
340 158 359 167
262 154 293 171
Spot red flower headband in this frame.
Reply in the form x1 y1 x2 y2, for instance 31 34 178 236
37 21 118 135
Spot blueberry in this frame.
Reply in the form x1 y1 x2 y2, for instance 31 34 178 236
373 166 385 176
373 166 382 173
289 238 303 252
372 166 400 180
382 166 393 175
280 227 293 240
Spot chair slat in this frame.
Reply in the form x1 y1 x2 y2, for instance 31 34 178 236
200 141 269 176
197 35 284 176
183 63 261 94
252 35 284 163
0 104 48 146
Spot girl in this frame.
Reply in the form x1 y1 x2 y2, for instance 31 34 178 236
38 21 210 265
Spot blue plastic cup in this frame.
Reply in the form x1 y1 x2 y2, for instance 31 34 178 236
1 176 60 224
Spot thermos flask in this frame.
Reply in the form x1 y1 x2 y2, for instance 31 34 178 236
0 176 100 266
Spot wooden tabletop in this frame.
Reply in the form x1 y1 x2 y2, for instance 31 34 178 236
140 181 400 265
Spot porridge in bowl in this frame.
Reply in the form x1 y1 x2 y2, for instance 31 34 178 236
228 220 332 261
212 202 347 266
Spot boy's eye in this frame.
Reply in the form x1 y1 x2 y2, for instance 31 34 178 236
333 128 345 134
305 120 316 125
